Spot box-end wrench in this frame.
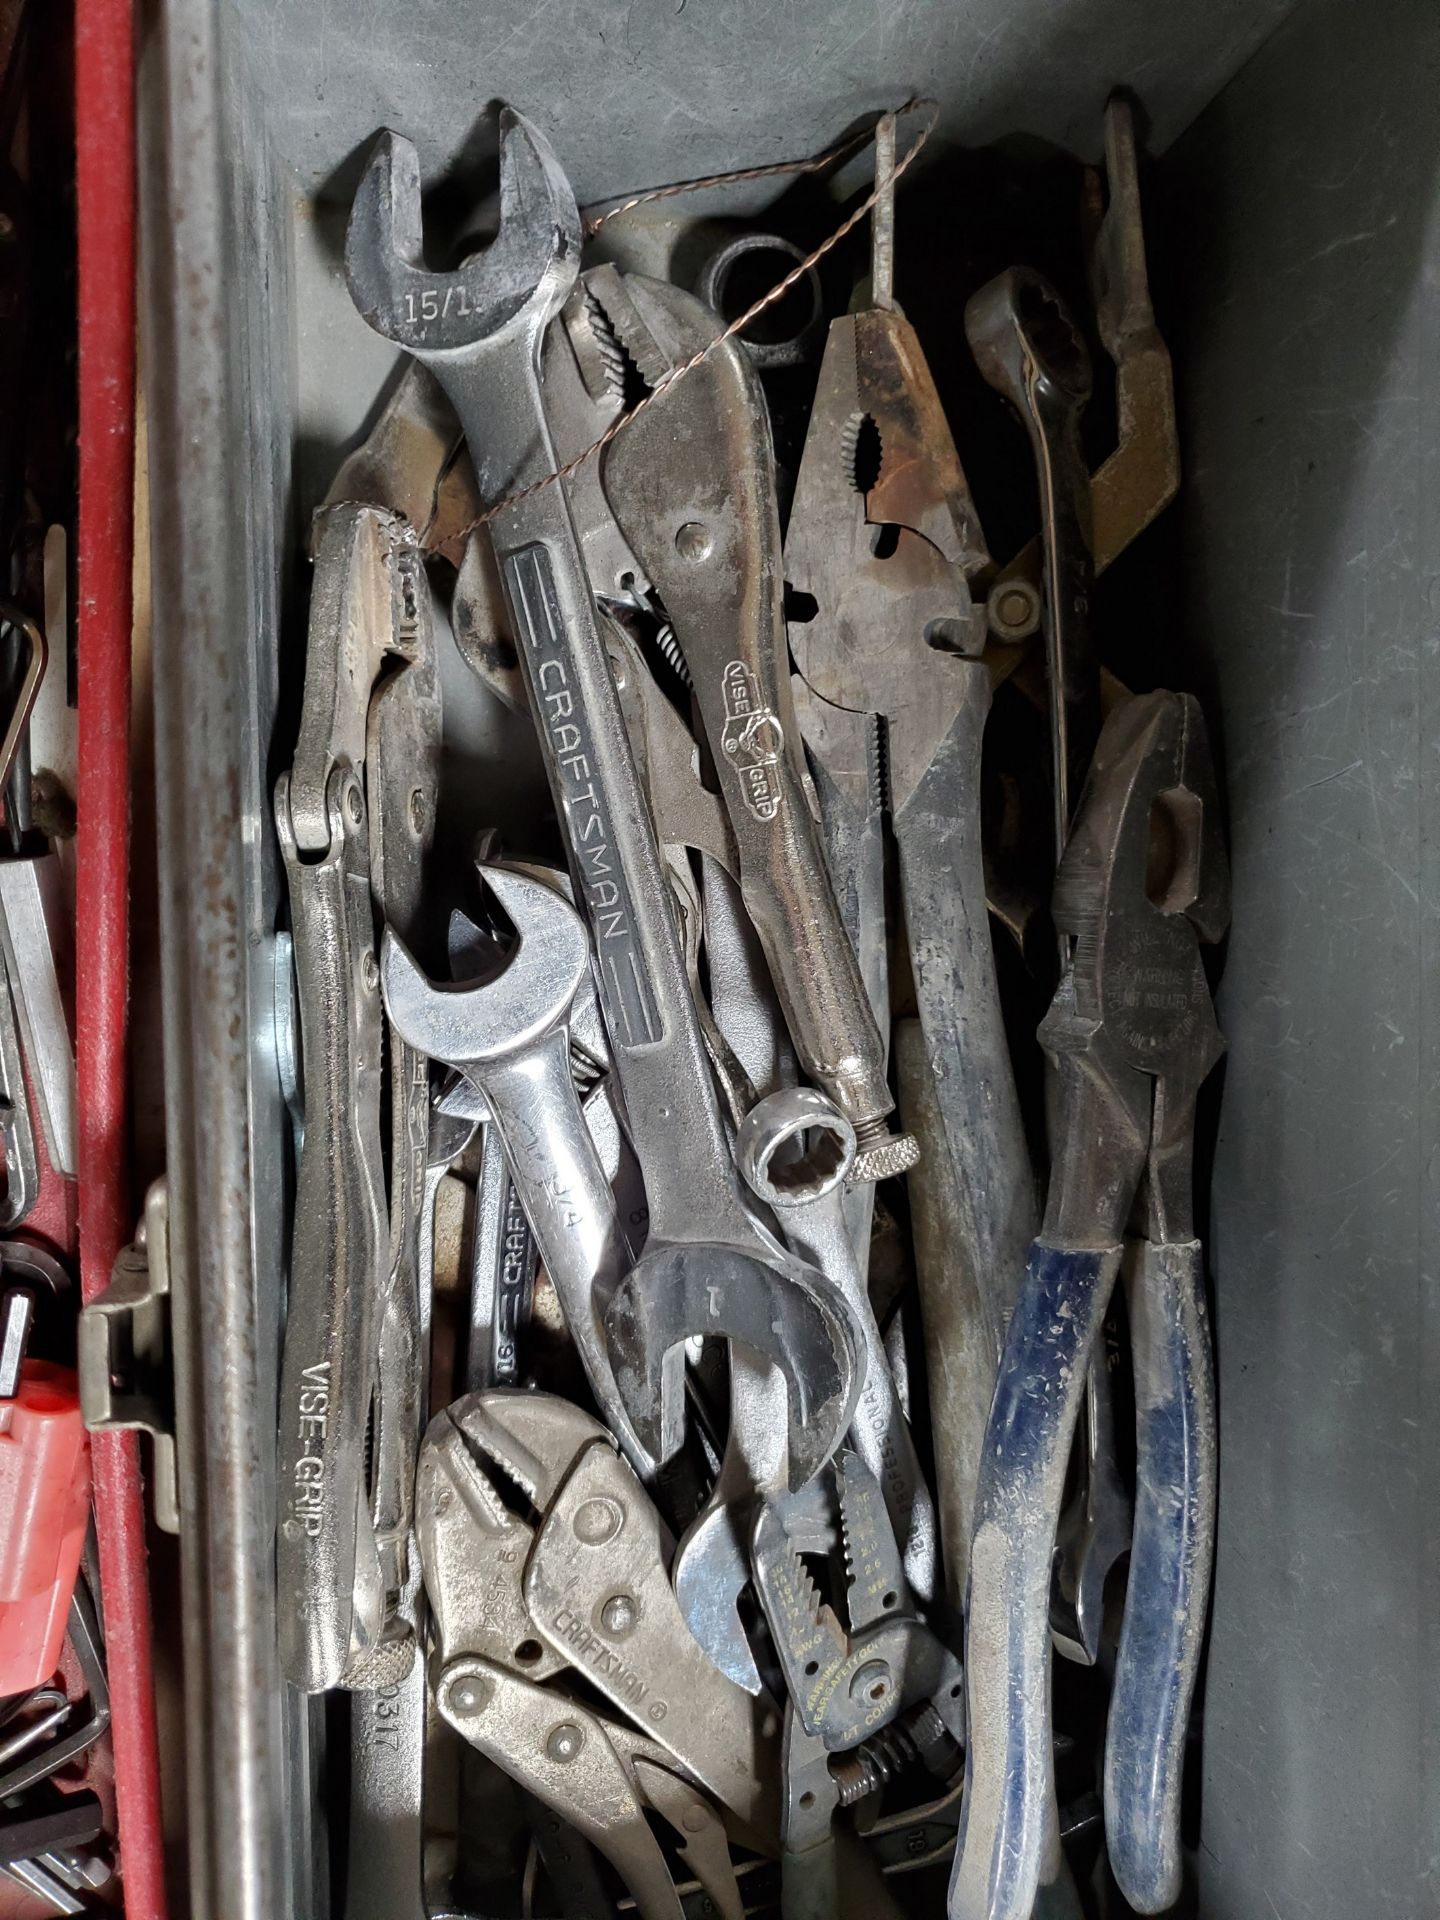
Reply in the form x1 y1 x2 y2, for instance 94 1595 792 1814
983 95 1179 652
966 267 1098 870
344 109 862 1490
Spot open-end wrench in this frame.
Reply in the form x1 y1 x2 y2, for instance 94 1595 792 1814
345 108 862 1491
382 862 653 1476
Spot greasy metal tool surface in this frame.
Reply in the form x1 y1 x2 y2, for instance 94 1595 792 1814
951 691 1228 1920
417 1389 782 1851
274 502 437 1693
436 1656 730 1920
345 107 863 1491
982 96 1179 650
588 264 915 1191
785 180 1036 1444
368 525 442 1672
345 1096 477 1920
667 854 937 1698
754 1448 963 1920
0 951 37 1227
0 853 77 1180
894 1019 995 1610
753 1451 963 1749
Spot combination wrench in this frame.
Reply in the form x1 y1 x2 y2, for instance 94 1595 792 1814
344 108 862 1490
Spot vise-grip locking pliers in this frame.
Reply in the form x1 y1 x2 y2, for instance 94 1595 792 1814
570 262 917 1199
273 502 441 1693
417 1389 780 1914
951 690 1228 1920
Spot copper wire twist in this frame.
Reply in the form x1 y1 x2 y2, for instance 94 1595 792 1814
424 96 939 550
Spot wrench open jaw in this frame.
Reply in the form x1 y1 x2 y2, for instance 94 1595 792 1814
605 1242 861 1495
345 114 579 365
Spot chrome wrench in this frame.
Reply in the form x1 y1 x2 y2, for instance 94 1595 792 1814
344 109 862 1489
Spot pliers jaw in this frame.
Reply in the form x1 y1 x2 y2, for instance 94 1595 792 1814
1039 689 1231 1247
416 1391 612 1679
784 307 990 817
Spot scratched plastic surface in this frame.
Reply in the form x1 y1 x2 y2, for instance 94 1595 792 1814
950 1240 1120 1920
1105 1238 1217 1913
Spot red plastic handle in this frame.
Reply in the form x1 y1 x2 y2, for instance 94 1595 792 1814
0 1359 90 1695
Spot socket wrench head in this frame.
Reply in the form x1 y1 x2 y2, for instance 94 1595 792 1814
736 1086 856 1207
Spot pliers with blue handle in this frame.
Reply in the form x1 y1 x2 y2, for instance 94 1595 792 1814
950 687 1229 1920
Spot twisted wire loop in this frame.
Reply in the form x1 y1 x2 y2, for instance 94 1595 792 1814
423 97 939 550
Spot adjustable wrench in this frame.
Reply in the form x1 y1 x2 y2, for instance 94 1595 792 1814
345 108 861 1490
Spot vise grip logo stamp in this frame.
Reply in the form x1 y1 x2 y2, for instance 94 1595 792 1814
720 660 785 822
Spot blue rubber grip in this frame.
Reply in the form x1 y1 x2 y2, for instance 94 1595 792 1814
1104 1239 1217 1913
949 1240 1122 1920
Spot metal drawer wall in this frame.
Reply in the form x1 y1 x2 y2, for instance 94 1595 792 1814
137 0 1432 1912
